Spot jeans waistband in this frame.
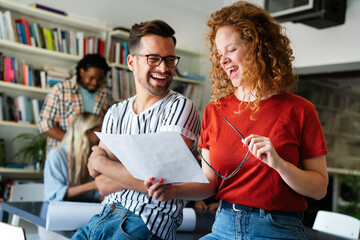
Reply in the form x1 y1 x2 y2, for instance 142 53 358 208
220 200 303 218
101 203 128 216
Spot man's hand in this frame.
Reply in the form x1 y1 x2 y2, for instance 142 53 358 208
88 145 107 177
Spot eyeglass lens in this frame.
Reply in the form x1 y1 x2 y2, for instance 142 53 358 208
147 55 179 68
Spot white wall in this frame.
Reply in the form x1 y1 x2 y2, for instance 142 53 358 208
282 0 360 74
10 0 359 106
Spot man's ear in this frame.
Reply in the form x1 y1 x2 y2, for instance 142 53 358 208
127 54 135 71
79 68 85 77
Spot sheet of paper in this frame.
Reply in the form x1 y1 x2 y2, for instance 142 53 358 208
46 201 102 231
96 132 209 184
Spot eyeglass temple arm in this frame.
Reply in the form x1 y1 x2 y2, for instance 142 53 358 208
223 117 245 140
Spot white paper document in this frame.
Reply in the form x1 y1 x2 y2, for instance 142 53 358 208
46 201 196 232
46 201 102 231
96 132 209 184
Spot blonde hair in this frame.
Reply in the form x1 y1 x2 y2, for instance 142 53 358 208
60 112 102 186
207 1 297 115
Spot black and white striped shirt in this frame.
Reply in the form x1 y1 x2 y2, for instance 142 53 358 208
101 90 200 240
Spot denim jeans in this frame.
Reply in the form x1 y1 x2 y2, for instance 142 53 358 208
71 203 162 240
200 201 307 240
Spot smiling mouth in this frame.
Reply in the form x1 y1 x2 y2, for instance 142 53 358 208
150 73 167 80
227 67 239 79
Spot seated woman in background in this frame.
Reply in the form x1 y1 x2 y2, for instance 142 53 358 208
44 112 103 202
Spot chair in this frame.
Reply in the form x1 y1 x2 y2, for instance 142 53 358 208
0 221 26 240
313 210 360 239
9 183 44 226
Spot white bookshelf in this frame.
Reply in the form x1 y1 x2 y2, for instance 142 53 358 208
0 0 110 169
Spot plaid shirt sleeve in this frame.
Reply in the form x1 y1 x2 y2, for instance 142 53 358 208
94 86 113 116
38 84 61 133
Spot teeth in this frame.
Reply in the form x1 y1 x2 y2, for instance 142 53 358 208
228 67 236 74
151 74 166 80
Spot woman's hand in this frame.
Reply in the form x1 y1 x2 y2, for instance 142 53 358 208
144 177 174 201
242 134 282 170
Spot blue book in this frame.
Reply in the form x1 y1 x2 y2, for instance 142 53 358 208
121 42 129 65
18 23 28 45
15 23 24 44
11 57 17 83
28 68 33 86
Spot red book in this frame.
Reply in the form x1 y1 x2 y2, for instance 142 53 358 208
3 56 13 82
23 64 29 86
108 39 116 62
98 39 105 57
15 18 32 46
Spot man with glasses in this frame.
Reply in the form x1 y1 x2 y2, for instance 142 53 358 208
71 20 200 240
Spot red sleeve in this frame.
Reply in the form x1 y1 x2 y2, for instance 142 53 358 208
300 101 328 160
198 104 211 150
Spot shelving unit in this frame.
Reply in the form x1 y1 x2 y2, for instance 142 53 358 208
297 75 360 212
0 0 206 179
0 0 110 172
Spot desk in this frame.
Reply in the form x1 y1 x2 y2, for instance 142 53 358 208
0 201 349 240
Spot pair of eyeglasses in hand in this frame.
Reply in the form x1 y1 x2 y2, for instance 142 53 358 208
199 117 250 180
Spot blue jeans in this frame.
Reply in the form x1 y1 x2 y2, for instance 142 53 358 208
200 201 307 240
71 203 162 240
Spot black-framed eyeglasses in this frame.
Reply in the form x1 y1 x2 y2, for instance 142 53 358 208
199 117 250 180
132 54 180 68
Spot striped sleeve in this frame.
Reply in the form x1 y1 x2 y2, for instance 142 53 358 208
101 104 116 134
160 96 200 151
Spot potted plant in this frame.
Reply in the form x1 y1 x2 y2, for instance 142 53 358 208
339 174 360 219
11 133 46 169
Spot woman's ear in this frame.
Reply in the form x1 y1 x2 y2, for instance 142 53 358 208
84 129 91 136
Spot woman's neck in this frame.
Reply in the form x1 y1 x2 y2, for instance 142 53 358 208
234 87 274 102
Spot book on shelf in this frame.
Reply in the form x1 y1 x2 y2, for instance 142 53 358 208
114 42 121 64
0 54 71 88
15 18 32 46
76 32 84 57
108 39 129 64
3 56 13 82
0 93 43 124
182 73 205 82
29 3 67 16
15 22 25 44
110 68 135 100
2 10 15 42
98 39 105 57
0 11 5 40
0 52 3 80
0 12 105 56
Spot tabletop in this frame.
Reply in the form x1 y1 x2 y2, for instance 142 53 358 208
0 201 349 240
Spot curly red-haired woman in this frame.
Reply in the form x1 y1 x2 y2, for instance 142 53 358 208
145 2 328 239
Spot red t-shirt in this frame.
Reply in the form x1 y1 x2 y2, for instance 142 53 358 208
199 92 328 211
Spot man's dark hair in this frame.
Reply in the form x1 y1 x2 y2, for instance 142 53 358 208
76 54 110 81
128 19 176 54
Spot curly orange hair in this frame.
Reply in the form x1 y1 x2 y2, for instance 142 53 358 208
207 1 297 114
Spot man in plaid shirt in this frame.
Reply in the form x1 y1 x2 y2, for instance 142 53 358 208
39 54 113 154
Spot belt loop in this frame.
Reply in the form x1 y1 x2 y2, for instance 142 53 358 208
259 208 265 218
218 200 223 212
